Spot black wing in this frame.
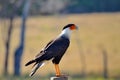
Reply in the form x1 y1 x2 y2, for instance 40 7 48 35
25 36 70 66
35 36 70 63
35 40 54 58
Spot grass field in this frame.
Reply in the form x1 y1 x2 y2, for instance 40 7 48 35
0 12 120 79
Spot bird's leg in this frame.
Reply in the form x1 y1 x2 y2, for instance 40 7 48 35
54 64 61 77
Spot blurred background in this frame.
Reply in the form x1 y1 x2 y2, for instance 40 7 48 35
0 0 120 80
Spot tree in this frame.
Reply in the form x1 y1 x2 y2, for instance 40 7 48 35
4 16 14 75
0 0 14 75
14 0 31 76
0 0 22 75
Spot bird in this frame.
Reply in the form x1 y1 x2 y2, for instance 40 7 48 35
25 24 78 77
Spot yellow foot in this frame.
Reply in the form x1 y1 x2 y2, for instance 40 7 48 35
54 64 61 77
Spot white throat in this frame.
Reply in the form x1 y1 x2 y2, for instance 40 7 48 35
59 28 71 39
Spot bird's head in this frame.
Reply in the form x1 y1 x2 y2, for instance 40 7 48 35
59 24 78 39
62 24 78 31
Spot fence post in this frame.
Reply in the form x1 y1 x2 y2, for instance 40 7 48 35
50 76 68 80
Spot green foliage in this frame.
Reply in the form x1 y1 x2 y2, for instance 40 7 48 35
67 0 120 13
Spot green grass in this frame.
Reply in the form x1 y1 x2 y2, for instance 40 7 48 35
0 75 117 80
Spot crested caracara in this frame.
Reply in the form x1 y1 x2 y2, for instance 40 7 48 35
25 24 78 77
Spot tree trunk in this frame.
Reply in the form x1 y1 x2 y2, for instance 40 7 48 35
4 16 13 75
14 0 31 76
2 0 24 75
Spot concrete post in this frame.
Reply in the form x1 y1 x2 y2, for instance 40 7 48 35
50 76 68 80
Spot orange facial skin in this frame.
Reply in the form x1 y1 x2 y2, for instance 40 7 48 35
70 25 76 30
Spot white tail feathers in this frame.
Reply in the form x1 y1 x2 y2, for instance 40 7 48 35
29 62 46 76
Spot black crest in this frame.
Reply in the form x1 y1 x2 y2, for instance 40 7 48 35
62 24 75 30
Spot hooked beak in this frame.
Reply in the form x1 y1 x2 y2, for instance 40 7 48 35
75 25 79 30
